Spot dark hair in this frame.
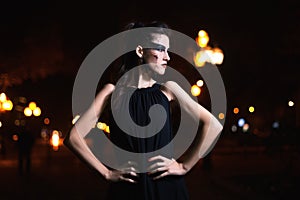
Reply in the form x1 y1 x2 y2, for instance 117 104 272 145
124 21 169 30
99 21 171 123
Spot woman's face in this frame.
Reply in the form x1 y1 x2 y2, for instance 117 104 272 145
142 33 170 75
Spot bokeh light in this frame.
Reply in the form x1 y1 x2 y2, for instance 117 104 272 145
44 117 50 125
196 30 209 47
218 113 225 120
249 106 255 113
288 101 294 107
242 123 250 132
191 85 201 96
233 107 239 114
29 102 37 110
24 107 32 117
272 121 280 129
231 125 237 132
238 118 245 127
196 80 204 87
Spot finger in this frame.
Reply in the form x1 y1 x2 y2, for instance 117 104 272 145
119 176 137 183
147 161 165 171
148 155 164 162
148 161 173 172
123 170 139 177
148 166 168 175
153 171 169 180
123 167 139 175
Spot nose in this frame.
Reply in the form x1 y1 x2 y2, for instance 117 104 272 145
164 51 170 61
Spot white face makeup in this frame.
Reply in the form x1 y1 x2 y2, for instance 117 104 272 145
142 33 170 75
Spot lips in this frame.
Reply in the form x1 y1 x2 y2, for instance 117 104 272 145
161 64 167 68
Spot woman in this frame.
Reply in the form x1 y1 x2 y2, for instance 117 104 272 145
64 21 223 200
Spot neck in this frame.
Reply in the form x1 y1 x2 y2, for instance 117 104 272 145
137 66 156 88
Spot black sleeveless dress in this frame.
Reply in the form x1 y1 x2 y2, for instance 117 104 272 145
106 83 189 200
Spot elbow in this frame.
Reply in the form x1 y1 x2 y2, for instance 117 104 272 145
216 121 223 134
215 120 223 136
210 118 223 138
63 128 79 150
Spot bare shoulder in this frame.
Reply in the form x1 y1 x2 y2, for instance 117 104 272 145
103 83 115 92
97 83 115 97
161 81 181 101
162 81 181 89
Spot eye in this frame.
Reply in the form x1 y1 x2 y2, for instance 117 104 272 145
155 47 165 52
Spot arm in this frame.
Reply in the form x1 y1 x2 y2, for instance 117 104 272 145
64 83 138 182
149 81 223 178
63 83 114 179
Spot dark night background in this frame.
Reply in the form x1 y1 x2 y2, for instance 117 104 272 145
0 0 299 199
1 0 299 132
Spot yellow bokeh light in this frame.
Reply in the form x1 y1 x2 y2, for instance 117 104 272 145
249 106 255 113
198 30 208 37
196 30 209 48
197 37 209 48
97 122 107 130
29 102 37 110
2 100 13 111
0 93 7 102
51 130 60 151
24 107 32 117
105 125 110 133
33 107 41 116
191 85 201 96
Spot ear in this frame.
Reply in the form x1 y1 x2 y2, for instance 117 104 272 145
136 45 143 58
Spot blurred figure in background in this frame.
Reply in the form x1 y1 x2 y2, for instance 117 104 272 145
17 125 35 176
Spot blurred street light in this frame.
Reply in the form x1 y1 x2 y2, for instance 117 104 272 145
196 30 209 47
194 29 224 67
0 92 13 112
23 101 41 117
249 106 255 113
29 102 37 110
50 130 62 151
33 107 41 116
218 112 225 120
288 100 294 107
191 84 201 97
238 118 246 127
196 80 204 87
0 93 6 102
24 107 32 117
